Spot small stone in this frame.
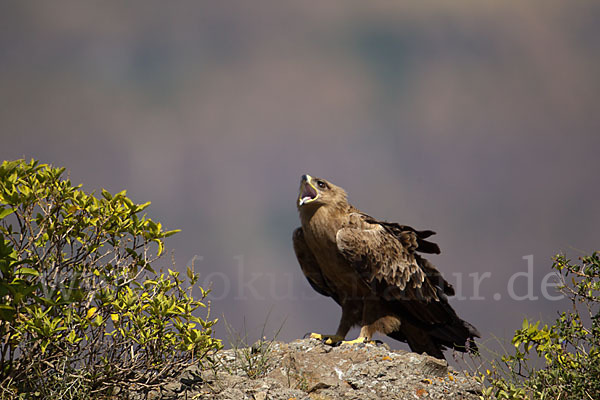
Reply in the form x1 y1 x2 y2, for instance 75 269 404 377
180 366 202 386
146 389 160 400
253 391 267 400
161 381 182 397
308 381 332 393
420 357 448 377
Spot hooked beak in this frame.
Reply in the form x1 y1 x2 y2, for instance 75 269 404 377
298 174 319 206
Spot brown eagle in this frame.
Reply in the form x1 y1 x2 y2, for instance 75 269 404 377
293 174 479 359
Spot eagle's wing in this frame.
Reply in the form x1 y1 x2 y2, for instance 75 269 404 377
335 213 443 302
376 221 441 255
336 213 480 353
293 227 339 302
376 219 455 296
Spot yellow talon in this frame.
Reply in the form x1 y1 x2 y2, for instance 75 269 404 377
340 337 380 345
308 333 344 344
341 336 368 345
325 337 343 345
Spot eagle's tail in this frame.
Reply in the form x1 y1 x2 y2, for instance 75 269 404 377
388 299 480 360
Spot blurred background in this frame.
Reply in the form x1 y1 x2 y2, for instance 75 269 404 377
1 1 599 361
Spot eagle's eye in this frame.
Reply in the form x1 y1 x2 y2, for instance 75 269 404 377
316 180 327 189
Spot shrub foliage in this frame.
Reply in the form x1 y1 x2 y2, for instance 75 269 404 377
481 252 600 399
0 160 221 399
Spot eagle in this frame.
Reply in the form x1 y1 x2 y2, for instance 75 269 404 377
293 174 479 359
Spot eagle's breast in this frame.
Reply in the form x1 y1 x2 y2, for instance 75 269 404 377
301 206 371 297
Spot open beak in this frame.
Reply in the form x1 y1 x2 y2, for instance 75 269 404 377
298 174 319 206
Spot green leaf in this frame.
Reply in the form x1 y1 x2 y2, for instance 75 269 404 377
155 239 164 256
101 189 112 200
0 207 16 220
163 229 181 237
15 267 40 277
137 201 151 212
86 307 97 319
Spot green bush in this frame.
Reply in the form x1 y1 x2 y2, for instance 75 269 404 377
0 159 222 399
479 252 600 400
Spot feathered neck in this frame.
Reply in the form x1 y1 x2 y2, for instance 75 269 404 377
299 202 349 243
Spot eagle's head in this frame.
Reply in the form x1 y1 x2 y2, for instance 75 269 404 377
297 174 348 211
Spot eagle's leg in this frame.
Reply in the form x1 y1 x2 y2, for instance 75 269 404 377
341 299 384 345
340 325 376 345
309 303 355 345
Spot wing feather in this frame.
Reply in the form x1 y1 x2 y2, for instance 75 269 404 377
376 220 441 254
335 213 440 301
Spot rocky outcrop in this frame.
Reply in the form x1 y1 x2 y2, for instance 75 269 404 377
132 339 481 399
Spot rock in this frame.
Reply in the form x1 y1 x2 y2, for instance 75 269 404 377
124 339 481 399
179 365 202 384
160 381 182 399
